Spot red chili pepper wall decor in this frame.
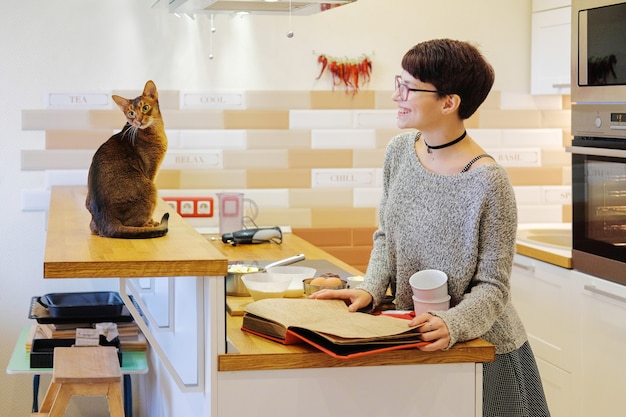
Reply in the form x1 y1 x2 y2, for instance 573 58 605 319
315 53 372 94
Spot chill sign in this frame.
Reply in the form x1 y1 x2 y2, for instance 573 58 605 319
312 169 377 188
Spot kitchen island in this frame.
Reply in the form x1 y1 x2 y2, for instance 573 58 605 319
43 186 494 417
43 186 229 402
208 234 494 417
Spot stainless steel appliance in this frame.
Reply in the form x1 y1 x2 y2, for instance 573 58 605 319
572 0 626 103
571 0 626 284
570 104 626 286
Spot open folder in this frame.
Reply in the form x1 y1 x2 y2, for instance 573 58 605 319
241 298 428 359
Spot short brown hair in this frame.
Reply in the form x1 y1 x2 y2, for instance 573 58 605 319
401 39 494 120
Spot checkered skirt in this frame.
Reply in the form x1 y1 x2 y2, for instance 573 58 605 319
483 341 551 417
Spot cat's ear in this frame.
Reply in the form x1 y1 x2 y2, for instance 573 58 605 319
112 95 129 112
143 80 158 101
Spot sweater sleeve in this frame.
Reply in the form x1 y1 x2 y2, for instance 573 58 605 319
358 134 409 309
434 166 518 349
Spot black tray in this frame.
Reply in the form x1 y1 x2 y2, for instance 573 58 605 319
30 336 123 368
29 296 135 324
38 291 124 318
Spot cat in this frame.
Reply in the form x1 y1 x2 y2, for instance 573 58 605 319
85 80 169 239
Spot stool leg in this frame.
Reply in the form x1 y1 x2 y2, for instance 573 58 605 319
47 385 73 417
32 374 40 413
38 381 61 413
107 381 125 417
123 374 132 417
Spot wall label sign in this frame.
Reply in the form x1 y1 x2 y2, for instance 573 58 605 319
45 92 112 109
180 91 245 109
162 150 222 169
488 148 542 167
542 186 572 204
312 168 377 188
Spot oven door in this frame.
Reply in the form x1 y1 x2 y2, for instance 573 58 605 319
571 138 626 285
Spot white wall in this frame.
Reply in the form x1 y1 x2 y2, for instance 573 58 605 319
0 1 531 416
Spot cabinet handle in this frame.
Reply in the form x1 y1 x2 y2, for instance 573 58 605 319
513 261 535 274
584 284 626 305
551 83 571 88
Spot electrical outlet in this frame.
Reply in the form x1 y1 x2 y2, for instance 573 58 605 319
162 197 214 218
180 200 195 215
165 200 178 211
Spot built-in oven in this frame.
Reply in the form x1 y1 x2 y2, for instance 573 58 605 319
570 104 626 286
572 0 626 284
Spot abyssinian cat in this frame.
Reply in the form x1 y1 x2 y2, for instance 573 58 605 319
86 80 169 239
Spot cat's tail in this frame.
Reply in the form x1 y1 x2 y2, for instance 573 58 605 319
108 213 170 239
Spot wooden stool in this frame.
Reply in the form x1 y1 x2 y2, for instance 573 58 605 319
33 346 124 417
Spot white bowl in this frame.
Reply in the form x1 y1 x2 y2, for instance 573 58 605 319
264 266 316 298
241 272 293 301
409 269 448 301
412 295 451 316
346 275 365 289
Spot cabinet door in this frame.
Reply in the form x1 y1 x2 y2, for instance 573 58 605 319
510 255 581 417
532 0 571 12
511 255 580 371
531 6 571 95
578 273 626 417
534 357 580 417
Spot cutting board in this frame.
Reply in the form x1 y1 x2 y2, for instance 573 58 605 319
226 259 354 316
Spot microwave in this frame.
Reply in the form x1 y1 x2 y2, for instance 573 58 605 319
572 0 626 103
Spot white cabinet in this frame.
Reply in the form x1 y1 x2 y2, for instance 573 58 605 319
532 0 571 12
577 273 626 417
510 254 581 417
218 363 482 417
512 253 626 417
531 5 572 95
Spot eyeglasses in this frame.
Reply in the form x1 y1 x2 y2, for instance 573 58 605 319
394 75 443 100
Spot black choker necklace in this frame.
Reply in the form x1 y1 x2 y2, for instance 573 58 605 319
424 130 467 153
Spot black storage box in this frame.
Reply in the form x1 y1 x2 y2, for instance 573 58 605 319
30 336 123 368
38 291 124 318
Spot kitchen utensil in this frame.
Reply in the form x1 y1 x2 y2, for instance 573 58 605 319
226 254 306 296
302 277 348 296
346 275 364 289
217 192 258 235
241 273 293 301
37 291 124 318
221 227 282 245
265 266 317 298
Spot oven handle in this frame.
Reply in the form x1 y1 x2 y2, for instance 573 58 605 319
566 146 626 158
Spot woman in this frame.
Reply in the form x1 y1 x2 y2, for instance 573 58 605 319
310 39 551 417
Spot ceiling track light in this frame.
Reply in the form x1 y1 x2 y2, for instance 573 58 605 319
286 0 293 38
209 13 216 60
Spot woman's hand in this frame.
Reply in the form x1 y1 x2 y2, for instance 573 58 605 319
308 288 373 312
410 313 450 351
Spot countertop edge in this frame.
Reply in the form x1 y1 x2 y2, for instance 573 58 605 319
217 339 495 372
515 243 572 269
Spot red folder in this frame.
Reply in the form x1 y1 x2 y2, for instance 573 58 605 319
241 310 429 359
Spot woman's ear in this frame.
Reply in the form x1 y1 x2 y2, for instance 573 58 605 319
441 94 461 115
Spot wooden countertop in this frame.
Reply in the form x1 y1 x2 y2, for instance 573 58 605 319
515 223 573 269
44 186 227 278
515 242 572 269
207 233 495 371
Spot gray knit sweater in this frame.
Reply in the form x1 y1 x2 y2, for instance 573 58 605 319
360 131 527 354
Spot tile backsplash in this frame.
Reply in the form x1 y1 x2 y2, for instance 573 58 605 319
21 89 572 229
